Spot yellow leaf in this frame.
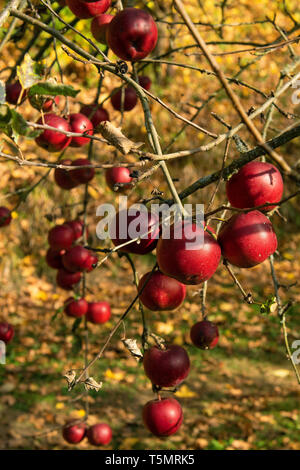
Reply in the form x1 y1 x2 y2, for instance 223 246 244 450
56 402 65 410
73 409 86 418
154 322 174 335
119 438 139 450
104 369 125 382
283 252 293 260
88 186 99 199
11 211 18 219
176 385 197 398
272 369 290 378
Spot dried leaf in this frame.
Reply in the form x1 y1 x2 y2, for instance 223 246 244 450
64 369 76 390
122 338 143 361
84 377 103 392
98 121 144 154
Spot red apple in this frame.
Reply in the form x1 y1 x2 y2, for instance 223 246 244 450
5 80 26 104
68 113 93 147
48 224 75 250
35 113 71 152
226 161 284 211
0 207 12 227
105 167 133 192
85 253 98 272
143 397 183 437
190 320 219 349
139 75 151 91
66 0 111 19
143 345 190 387
107 8 158 61
64 297 88 317
62 245 93 272
46 247 65 269
54 159 79 190
86 302 111 324
65 220 84 240
87 423 112 446
91 14 113 44
110 209 159 255
62 421 87 444
138 271 186 311
218 210 278 268
0 322 14 344
29 94 59 111
70 158 95 184
157 222 221 285
110 87 137 112
56 269 82 290
80 103 109 128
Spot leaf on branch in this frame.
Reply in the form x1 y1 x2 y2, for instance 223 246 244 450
28 79 79 98
0 81 5 105
84 377 103 392
150 333 166 349
11 110 41 139
64 369 77 391
121 338 143 361
17 53 41 89
260 296 278 315
98 121 144 155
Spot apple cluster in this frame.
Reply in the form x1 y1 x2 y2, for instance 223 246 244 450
62 420 112 446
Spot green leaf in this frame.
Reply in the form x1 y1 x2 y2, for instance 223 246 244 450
0 81 5 105
17 53 41 89
260 296 278 315
28 81 79 98
72 317 82 333
0 104 11 126
11 109 41 139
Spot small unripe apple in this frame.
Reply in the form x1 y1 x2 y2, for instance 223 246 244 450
138 75 151 91
0 322 14 344
111 87 137 112
65 220 84 240
54 159 79 190
138 271 186 311
64 297 88 317
29 94 59 111
157 222 221 285
110 209 159 255
218 210 278 268
80 103 109 128
35 113 71 152
0 207 12 227
190 320 219 349
226 161 284 211
87 423 112 446
107 8 158 61
48 224 75 250
68 113 93 147
56 269 82 290
86 302 111 324
91 14 113 44
5 80 26 104
62 245 93 272
46 247 65 269
62 421 87 444
105 167 133 192
70 158 95 184
66 0 111 19
143 345 190 387
143 397 183 437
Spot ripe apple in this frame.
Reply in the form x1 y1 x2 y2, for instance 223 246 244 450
56 269 82 290
62 245 93 272
54 159 79 190
0 322 14 344
86 302 111 324
91 14 113 44
105 167 133 192
70 158 95 184
62 421 87 444
85 253 98 272
218 210 278 268
35 113 71 152
87 423 112 446
110 209 159 255
68 113 93 147
48 224 75 250
190 320 219 349
65 220 84 240
111 87 137 112
138 75 151 91
66 0 111 19
143 345 190 387
107 8 158 61
0 207 12 227
46 247 65 269
226 161 284 211
138 271 186 311
80 103 109 128
64 297 88 317
157 222 221 285
143 397 183 436
5 80 26 104
29 94 59 111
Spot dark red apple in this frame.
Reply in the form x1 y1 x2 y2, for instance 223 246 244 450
65 220 84 240
62 421 87 444
64 297 88 317
85 253 98 272
70 158 95 184
105 167 132 192
138 271 186 311
68 113 93 147
87 423 112 446
48 224 75 250
54 159 79 190
226 161 284 211
66 0 111 19
0 207 12 227
46 247 65 269
110 87 137 112
109 209 159 255
80 103 109 128
139 75 151 91
190 320 219 349
107 8 158 61
86 302 111 324
5 80 26 104
0 322 14 344
35 113 71 152
62 245 93 272
56 269 82 290
143 345 190 387
143 397 183 437
91 14 113 44
218 210 278 268
157 222 221 285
